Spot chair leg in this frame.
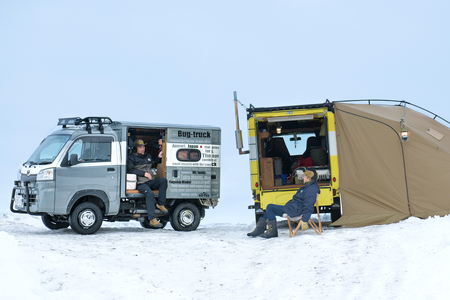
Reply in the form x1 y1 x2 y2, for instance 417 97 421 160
315 201 323 233
308 219 321 235
292 220 302 236
287 218 293 237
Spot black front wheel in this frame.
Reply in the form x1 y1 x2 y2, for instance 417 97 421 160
41 214 69 230
170 202 201 231
69 202 103 235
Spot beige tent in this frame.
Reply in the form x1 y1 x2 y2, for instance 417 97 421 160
332 102 450 227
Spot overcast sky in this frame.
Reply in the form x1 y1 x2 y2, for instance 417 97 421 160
1 1 449 223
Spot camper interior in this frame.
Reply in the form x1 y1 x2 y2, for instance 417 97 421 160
127 128 167 179
258 116 331 189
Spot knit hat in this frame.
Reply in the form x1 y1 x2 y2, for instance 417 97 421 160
304 168 318 180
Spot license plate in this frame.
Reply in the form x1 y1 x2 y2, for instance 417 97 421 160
14 192 24 208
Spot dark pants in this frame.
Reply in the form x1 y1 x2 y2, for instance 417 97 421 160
136 178 167 220
264 204 285 220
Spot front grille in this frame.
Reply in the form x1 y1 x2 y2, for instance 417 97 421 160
21 174 37 183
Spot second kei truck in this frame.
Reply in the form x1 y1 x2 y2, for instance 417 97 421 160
234 93 341 223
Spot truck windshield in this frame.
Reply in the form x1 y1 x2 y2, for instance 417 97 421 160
27 135 70 165
281 132 316 156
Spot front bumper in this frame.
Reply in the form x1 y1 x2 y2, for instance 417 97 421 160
10 183 41 215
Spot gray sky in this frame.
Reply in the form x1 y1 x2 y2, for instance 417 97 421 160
1 1 449 223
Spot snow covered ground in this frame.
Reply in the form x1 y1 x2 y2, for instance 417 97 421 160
1 213 449 300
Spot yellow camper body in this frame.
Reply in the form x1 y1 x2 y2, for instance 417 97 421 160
236 99 341 222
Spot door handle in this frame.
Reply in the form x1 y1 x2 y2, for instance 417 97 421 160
107 168 115 172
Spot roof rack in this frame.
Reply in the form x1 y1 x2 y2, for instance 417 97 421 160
57 117 113 134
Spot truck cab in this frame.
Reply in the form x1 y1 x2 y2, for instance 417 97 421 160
11 117 221 234
235 99 341 222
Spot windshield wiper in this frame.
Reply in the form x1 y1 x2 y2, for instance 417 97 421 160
24 161 38 166
38 161 53 165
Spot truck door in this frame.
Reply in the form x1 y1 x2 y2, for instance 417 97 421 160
55 135 120 215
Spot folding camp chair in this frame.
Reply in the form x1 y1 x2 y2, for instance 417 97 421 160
285 195 323 237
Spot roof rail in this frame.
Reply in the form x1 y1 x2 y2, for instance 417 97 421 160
333 99 450 126
57 117 113 134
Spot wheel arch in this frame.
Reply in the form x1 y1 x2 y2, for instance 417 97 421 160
66 190 109 215
170 199 205 218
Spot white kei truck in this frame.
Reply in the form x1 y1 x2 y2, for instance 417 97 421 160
10 117 221 234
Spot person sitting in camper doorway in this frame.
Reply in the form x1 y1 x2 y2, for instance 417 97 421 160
247 168 320 238
152 138 164 159
127 139 168 228
158 138 163 158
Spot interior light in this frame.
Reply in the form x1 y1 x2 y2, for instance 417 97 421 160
276 123 282 134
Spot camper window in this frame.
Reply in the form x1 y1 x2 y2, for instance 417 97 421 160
177 149 201 162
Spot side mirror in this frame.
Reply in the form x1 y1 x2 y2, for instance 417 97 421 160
69 154 79 166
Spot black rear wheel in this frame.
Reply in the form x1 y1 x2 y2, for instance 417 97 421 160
255 210 265 223
170 202 201 231
331 209 341 223
331 197 341 223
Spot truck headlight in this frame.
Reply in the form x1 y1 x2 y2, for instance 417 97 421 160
37 168 55 181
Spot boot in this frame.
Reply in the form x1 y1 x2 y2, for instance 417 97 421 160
247 217 267 237
260 220 278 238
149 218 163 228
156 204 169 215
301 221 309 231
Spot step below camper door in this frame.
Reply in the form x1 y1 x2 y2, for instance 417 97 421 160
165 128 221 200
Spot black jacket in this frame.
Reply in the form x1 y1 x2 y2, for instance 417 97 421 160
127 152 161 184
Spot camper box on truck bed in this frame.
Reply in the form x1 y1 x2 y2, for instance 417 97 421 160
11 117 221 234
234 99 341 223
